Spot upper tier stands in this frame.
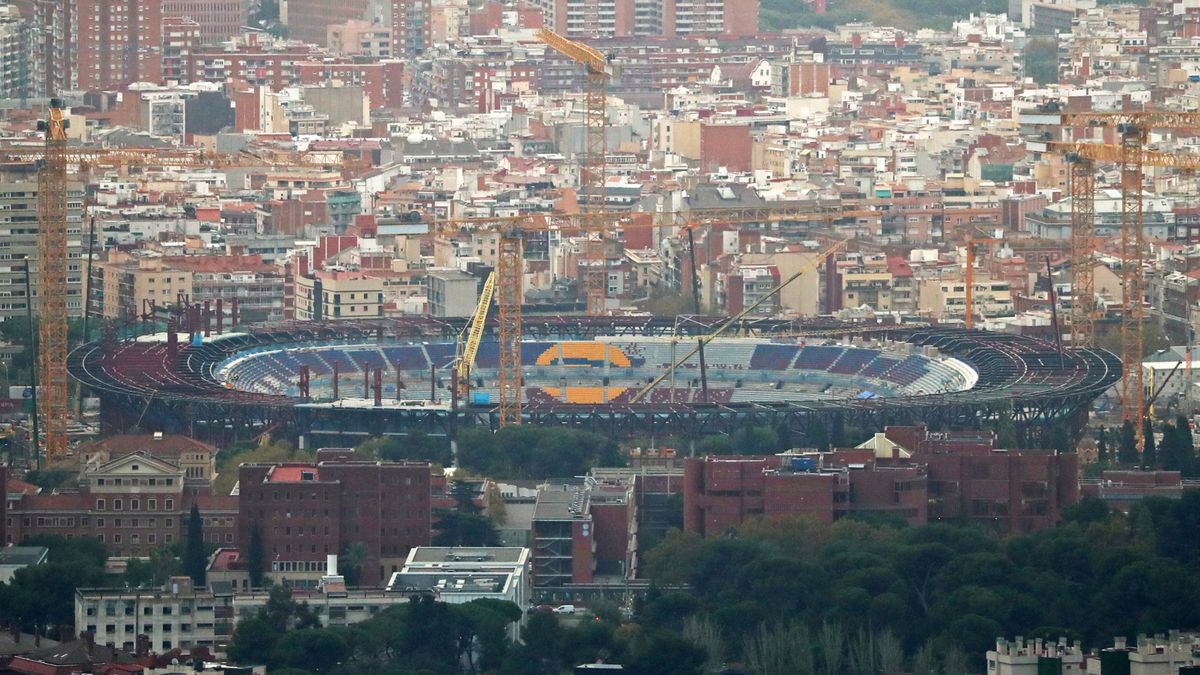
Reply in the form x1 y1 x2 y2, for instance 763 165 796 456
213 339 970 402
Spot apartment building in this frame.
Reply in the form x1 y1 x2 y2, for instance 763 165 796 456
73 0 164 90
91 253 285 325
0 181 87 321
526 0 757 38
162 0 246 45
0 4 31 99
427 270 480 318
283 0 429 57
294 270 385 320
391 0 431 57
237 459 432 586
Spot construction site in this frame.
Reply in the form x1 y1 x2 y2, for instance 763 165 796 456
1 29 1195 466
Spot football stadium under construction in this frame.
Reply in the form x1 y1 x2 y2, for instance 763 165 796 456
67 316 1121 447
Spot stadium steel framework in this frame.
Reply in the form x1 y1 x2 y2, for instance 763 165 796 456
69 318 1120 448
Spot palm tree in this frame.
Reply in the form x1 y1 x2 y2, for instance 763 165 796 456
339 542 368 587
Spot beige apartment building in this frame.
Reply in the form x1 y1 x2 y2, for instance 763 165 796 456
294 270 385 320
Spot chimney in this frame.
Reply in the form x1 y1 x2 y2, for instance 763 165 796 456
851 33 862 49
1115 636 1127 650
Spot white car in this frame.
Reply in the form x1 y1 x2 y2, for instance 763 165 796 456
553 604 577 614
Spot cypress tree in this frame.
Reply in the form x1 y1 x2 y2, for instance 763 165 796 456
1119 420 1139 465
247 525 265 588
1096 426 1109 464
183 504 207 586
1142 417 1157 470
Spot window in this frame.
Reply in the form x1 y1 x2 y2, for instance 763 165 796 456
96 499 106 511
165 499 174 511
149 499 157 510
113 499 123 511
131 499 139 511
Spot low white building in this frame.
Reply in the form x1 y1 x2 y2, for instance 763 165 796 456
987 637 1086 675
387 546 531 610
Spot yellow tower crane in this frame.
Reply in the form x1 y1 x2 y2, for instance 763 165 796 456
537 27 613 316
428 205 883 427
455 271 497 402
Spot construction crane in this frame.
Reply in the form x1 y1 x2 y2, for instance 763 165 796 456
537 27 613 316
1023 109 1200 449
35 100 69 459
964 235 1002 330
4 123 361 458
629 238 848 403
429 206 882 426
1039 140 1200 349
454 271 497 402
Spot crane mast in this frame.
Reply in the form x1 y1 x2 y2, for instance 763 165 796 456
537 28 611 315
36 100 69 459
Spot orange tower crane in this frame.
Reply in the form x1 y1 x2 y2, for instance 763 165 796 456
964 235 1002 330
35 100 69 459
537 28 613 315
1023 108 1200 449
5 129 360 457
429 205 883 426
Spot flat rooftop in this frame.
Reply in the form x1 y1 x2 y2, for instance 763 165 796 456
388 572 510 595
267 466 320 482
533 483 591 521
407 547 528 564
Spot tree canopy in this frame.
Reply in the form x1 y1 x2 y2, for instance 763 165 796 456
635 494 1200 672
457 427 623 479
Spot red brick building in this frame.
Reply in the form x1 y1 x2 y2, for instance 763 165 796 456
683 454 927 536
74 0 164 90
683 426 1078 536
237 459 432 587
163 0 246 45
5 451 237 556
885 425 1079 534
188 52 405 109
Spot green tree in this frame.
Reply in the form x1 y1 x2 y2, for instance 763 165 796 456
227 616 279 664
272 628 352 674
1142 418 1157 470
1172 415 1196 474
1119 420 1139 465
246 525 265 588
433 511 501 547
1023 39 1059 85
340 542 368 587
124 546 182 587
184 504 207 586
